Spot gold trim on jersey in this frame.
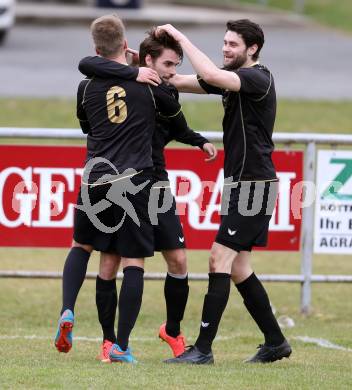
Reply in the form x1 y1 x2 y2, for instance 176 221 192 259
159 107 182 119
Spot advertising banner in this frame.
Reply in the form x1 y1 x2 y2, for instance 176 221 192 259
0 145 303 250
314 150 352 254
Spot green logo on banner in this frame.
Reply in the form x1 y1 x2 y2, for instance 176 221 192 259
322 158 352 200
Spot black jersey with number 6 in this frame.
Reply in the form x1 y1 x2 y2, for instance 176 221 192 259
77 73 181 183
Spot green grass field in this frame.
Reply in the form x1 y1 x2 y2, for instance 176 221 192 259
0 249 352 389
1 98 351 136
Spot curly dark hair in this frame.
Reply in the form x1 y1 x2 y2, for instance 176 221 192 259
139 27 183 66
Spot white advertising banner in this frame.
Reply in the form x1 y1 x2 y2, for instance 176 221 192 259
314 150 352 254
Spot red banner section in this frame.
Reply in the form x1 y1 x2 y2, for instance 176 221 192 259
0 145 303 250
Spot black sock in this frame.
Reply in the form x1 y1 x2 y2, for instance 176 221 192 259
96 275 117 343
235 273 285 346
195 273 231 354
116 266 144 351
164 273 189 337
61 247 90 315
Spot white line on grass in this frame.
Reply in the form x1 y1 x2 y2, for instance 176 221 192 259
1 335 351 352
293 336 352 352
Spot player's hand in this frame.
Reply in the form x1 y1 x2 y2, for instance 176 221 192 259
126 48 140 66
156 24 186 43
202 143 217 162
137 67 161 86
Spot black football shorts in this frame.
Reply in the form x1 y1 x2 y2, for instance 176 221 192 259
73 171 154 258
215 180 278 252
150 184 186 251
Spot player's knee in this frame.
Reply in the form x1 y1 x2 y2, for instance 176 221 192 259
165 250 187 274
231 261 252 284
174 253 187 274
209 246 222 272
99 259 118 279
209 246 234 273
230 268 241 284
72 240 93 254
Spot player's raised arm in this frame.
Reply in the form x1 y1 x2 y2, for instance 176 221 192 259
169 74 207 94
156 24 241 92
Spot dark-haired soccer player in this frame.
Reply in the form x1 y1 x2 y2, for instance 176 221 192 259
78 28 217 363
156 19 292 364
54 15 204 364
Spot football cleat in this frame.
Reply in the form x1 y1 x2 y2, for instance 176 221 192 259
109 343 137 364
159 323 186 357
164 345 214 365
55 309 74 353
245 339 292 363
96 340 114 363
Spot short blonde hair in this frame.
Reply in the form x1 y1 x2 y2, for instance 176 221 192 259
91 14 125 58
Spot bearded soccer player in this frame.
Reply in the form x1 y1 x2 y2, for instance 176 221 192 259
155 19 292 364
78 28 217 362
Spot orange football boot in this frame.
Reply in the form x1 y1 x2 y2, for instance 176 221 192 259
159 323 186 357
96 340 114 363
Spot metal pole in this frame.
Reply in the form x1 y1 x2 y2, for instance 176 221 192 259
1 270 352 282
3 128 352 145
300 141 316 314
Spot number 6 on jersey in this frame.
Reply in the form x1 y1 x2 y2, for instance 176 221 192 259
106 86 127 124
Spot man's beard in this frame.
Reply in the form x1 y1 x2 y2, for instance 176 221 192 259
223 53 247 71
